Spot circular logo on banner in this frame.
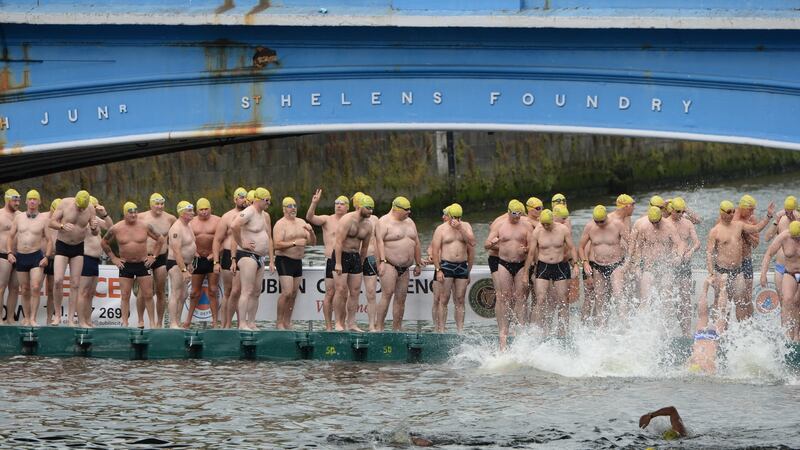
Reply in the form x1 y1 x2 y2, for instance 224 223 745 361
185 279 222 321
755 285 780 314
468 278 496 319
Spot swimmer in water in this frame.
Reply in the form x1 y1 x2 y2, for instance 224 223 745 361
687 275 728 375
639 406 687 440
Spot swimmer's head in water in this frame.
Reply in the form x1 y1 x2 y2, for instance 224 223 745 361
351 192 364 208
553 204 569 219
196 198 211 211
526 197 543 212
593 205 607 222
50 198 61 213
649 195 665 208
648 206 662 223
539 209 554 225
233 187 247 199
254 187 271 201
688 363 702 374
89 196 99 207
392 196 411 212
671 197 686 213
551 193 566 207
790 221 800 238
176 200 194 216
123 201 138 214
508 200 525 217
360 195 375 211
75 190 91 209
720 200 735 216
26 189 41 202
739 194 757 209
662 429 681 440
149 192 165 207
616 193 635 207
448 203 463 219
785 195 797 212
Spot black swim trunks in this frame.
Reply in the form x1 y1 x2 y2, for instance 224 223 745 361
14 250 44 273
741 257 754 280
192 256 214 275
589 259 624 280
166 259 178 273
488 255 500 273
43 256 54 276
391 263 410 277
55 240 84 259
441 260 469 279
120 261 150 279
535 261 571 281
498 258 525 277
325 257 335 279
275 255 303 277
362 255 378 277
332 252 361 274
714 264 741 293
150 253 168 270
220 249 232 271
81 255 100 277
236 250 267 269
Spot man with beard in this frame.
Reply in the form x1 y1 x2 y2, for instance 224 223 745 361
431 203 475 332
273 196 316 330
6 190 49 326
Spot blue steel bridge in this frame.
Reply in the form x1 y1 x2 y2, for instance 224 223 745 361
2 1 800 182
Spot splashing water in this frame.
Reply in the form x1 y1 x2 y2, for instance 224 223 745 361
452 297 793 382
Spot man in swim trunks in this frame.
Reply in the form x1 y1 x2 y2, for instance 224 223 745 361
578 205 629 325
765 195 799 305
760 221 800 341
42 198 61 324
102 202 164 328
427 205 452 332
273 196 316 330
707 200 773 323
306 188 349 331
485 200 534 350
628 206 685 303
167 201 197 329
333 195 375 331
49 190 97 326
431 203 475 333
139 193 176 328
187 198 221 327
733 194 762 320
230 187 274 331
376 196 424 332
6 190 48 326
529 209 577 337
669 197 701 335
553 205 581 306
0 189 22 325
639 406 687 440
213 187 248 328
76 196 112 328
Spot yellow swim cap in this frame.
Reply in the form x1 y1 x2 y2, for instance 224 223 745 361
246 190 256 203
790 221 800 238
593 205 607 221
26 189 41 201
448 203 463 218
360 195 375 209
526 197 543 211
352 192 364 208
662 429 681 441
551 193 566 205
616 194 634 206
720 200 735 213
335 195 349 206
89 196 99 207
149 192 165 206
671 197 687 212
688 363 702 374
123 201 138 213
649 195 665 208
553 204 569 219
508 199 525 214
739 194 756 209
392 196 411 211
282 197 296 207
254 187 270 200
196 198 211 210
648 206 662 223
4 189 20 200
75 190 91 209
177 200 194 215
665 199 674 214
442 204 451 216
234 187 247 199
785 196 798 211
50 198 61 213
540 209 554 224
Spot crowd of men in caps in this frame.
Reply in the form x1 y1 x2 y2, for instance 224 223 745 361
1 186 800 349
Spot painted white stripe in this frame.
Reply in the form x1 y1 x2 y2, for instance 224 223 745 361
5 12 800 30
14 123 800 154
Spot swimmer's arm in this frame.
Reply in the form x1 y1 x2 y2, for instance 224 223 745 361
685 208 702 225
620 222 631 253
271 222 292 250
467 238 475 271
6 219 17 254
525 229 537 270
359 233 369 263
413 226 423 267
45 226 54 258
430 228 442 271
641 406 686 437
333 216 351 268
765 212 783 240
760 234 784 278
577 227 590 262
706 230 718 275
374 219 386 263
670 227 686 262
147 224 165 257
457 221 477 247
304 199 327 226
211 219 227 263
170 229 187 271
265 212 275 267
688 223 701 257
89 207 99 235
565 229 578 264
626 226 640 262
230 210 249 249
742 202 775 234
101 227 118 259
48 205 64 231
306 221 317 246
484 228 499 251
